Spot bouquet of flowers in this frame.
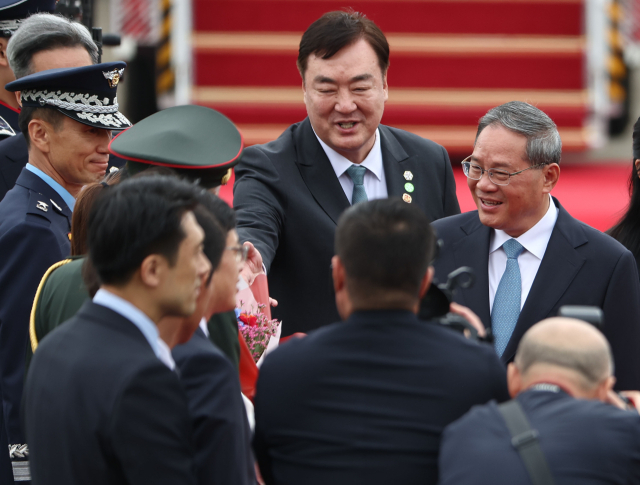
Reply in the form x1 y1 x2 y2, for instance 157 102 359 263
237 303 280 363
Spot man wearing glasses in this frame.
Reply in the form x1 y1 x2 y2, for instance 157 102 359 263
430 101 640 390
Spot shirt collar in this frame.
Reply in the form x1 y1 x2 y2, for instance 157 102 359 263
199 317 209 337
490 194 558 259
314 128 383 181
156 337 176 370
93 289 161 362
25 163 75 211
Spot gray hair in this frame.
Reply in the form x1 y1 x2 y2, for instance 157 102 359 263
515 330 613 390
7 13 98 79
476 101 562 166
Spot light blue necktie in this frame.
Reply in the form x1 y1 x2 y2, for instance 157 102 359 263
346 165 368 205
492 238 525 357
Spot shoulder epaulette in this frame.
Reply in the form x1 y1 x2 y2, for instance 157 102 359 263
30 258 73 353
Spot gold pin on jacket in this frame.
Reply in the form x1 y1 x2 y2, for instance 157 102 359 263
402 193 412 203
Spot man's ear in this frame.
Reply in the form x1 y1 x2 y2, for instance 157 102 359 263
418 266 434 299
0 38 10 68
507 363 522 398
331 255 345 293
595 375 616 402
542 163 560 193
14 91 20 107
139 254 166 289
28 119 52 154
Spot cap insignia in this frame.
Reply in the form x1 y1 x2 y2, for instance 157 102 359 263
36 201 48 212
103 68 125 88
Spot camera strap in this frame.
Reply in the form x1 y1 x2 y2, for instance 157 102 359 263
497 399 556 485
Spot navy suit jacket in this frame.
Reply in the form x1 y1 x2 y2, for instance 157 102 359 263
438 389 640 484
234 118 460 335
24 301 197 485
430 198 640 390
253 310 509 485
172 328 256 485
0 168 71 460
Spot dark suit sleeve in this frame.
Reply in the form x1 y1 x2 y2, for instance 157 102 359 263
110 364 197 485
440 144 461 217
252 369 274 485
0 220 64 447
601 250 640 390
176 348 255 485
233 147 286 272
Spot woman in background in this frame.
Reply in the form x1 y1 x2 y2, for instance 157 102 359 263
608 115 640 274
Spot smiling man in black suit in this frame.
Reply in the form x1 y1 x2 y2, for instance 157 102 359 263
430 101 640 390
233 10 460 336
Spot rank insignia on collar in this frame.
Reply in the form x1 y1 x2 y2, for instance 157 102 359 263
36 201 48 212
403 171 413 181
103 68 125 88
50 199 62 212
0 115 15 137
402 193 412 203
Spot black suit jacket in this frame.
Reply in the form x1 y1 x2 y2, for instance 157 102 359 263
253 310 509 485
430 198 640 389
24 301 197 485
438 389 640 484
234 119 460 335
172 328 256 485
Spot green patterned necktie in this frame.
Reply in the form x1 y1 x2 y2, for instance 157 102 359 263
346 165 368 205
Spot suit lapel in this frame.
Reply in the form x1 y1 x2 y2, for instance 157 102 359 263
450 214 492 327
294 118 350 225
501 200 587 361
379 126 409 199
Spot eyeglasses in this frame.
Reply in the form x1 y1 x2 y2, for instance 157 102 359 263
226 245 249 263
461 156 547 186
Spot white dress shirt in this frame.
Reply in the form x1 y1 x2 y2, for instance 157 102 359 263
488 195 559 312
314 128 388 203
93 288 176 370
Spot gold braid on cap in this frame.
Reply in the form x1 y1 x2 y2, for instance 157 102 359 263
221 168 233 185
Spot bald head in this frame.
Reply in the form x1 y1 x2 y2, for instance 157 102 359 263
514 317 613 391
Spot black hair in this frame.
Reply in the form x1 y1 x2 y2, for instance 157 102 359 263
193 203 226 285
608 115 640 270
297 10 390 80
335 198 435 301
87 175 201 285
196 192 236 232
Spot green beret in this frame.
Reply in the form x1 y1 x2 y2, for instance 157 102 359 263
109 105 243 188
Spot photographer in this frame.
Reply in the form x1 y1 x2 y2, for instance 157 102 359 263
438 317 640 485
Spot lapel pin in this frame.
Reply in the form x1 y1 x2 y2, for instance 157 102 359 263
403 171 413 181
404 182 414 193
402 193 412 203
36 201 48 212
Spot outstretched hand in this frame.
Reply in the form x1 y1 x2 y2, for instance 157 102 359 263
240 241 264 287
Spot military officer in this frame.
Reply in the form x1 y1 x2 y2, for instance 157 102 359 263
0 61 129 482
0 12 101 201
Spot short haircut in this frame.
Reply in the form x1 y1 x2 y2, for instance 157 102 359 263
196 192 236 232
193 204 226 284
476 101 562 166
335 198 435 301
515 326 614 389
87 175 202 286
7 13 98 79
18 106 65 148
297 10 390 81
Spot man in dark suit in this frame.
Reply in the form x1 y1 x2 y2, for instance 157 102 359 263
0 12 104 201
234 11 460 335
430 101 640 390
253 198 509 485
439 317 640 484
0 62 130 481
24 175 212 485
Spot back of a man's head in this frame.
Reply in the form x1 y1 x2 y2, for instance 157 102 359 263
7 13 98 79
335 198 435 308
87 175 201 286
512 317 614 396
